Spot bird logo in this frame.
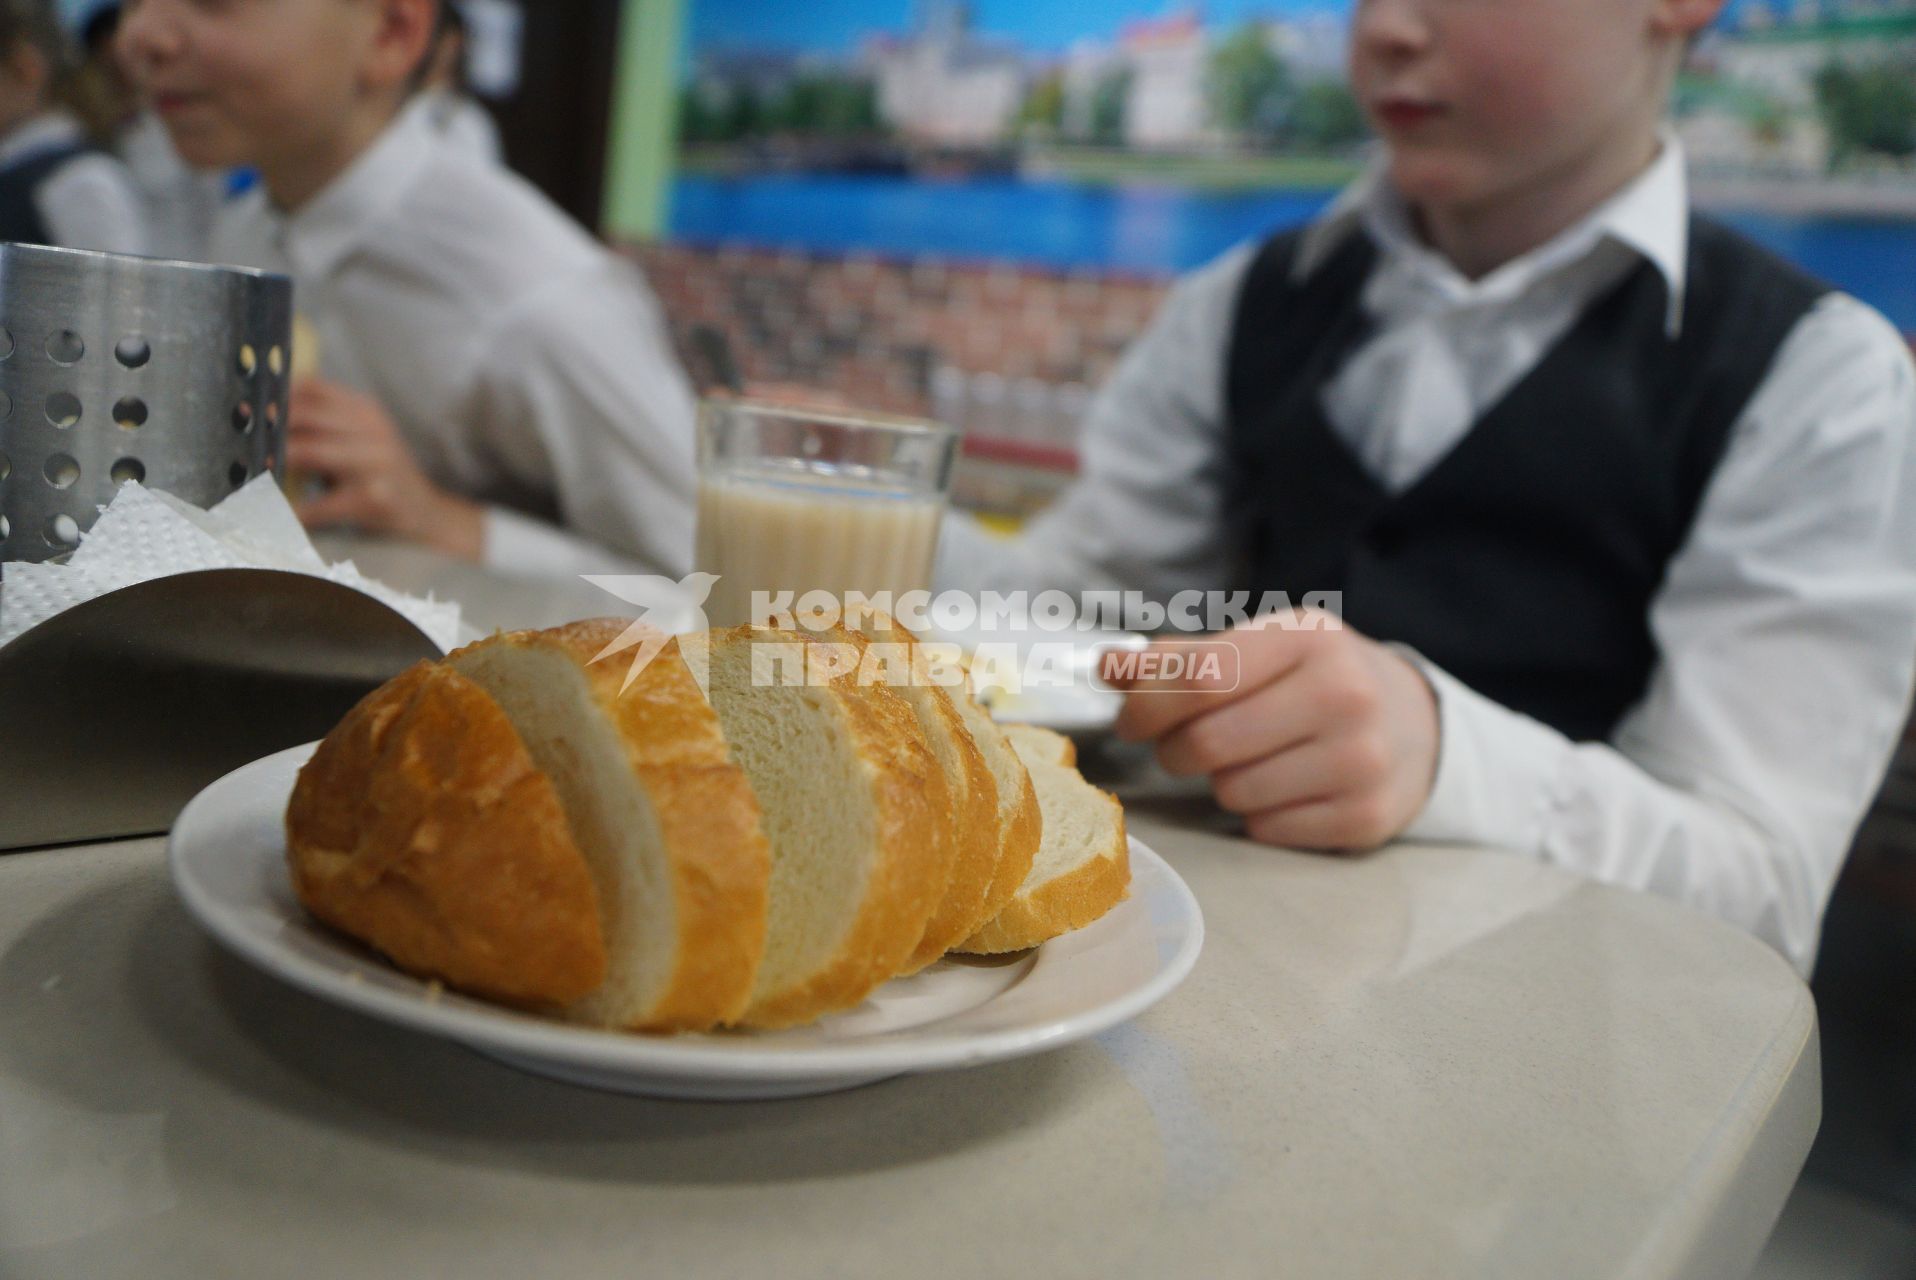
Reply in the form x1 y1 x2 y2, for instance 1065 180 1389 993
580 571 721 693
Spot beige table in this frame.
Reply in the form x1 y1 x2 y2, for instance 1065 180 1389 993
0 539 1819 1279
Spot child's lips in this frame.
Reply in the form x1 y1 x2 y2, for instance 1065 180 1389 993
150 90 208 117
1373 98 1448 131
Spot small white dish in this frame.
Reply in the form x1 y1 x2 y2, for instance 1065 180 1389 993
981 683 1126 734
168 744 1204 1100
929 624 1147 734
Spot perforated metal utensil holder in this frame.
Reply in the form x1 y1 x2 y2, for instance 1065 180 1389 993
0 242 291 563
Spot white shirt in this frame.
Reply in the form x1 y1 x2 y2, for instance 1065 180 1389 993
417 89 505 166
209 101 697 579
937 138 1916 975
0 111 149 257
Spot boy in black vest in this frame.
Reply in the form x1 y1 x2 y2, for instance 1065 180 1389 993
937 0 1916 972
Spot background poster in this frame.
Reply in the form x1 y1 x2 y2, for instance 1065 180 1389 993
671 0 1916 330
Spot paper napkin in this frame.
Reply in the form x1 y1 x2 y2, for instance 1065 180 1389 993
0 476 464 652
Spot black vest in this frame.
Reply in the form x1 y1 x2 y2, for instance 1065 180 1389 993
1224 216 1828 742
0 143 93 248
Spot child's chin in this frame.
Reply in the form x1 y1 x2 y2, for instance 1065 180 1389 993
1384 151 1493 211
177 141 250 176
160 123 249 175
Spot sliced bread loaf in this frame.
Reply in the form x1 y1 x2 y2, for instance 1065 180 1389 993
286 661 609 1008
957 733 1130 955
701 626 948 1027
448 621 771 1033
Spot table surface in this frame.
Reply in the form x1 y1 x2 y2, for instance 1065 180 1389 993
0 538 1821 1280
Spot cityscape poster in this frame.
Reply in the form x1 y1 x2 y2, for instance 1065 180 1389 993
672 1 1916 330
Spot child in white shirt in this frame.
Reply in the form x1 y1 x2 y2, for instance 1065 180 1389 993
117 0 696 578
940 0 1916 973
0 0 146 255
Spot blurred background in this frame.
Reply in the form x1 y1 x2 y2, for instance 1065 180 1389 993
68 0 1916 1271
656 0 1916 531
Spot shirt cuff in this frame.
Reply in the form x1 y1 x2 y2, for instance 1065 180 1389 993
1392 645 1571 853
481 505 639 579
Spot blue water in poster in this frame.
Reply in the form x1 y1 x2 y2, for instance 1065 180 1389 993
672 174 1916 332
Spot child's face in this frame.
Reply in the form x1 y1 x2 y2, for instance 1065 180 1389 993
1349 0 1720 214
116 0 407 172
0 42 47 133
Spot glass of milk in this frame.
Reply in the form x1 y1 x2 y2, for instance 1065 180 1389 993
696 400 961 629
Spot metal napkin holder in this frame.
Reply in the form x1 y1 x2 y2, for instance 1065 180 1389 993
0 245 439 850
0 570 442 849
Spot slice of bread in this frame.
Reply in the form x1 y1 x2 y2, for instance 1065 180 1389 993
946 680 1042 934
448 622 771 1033
701 626 947 1027
843 617 1003 975
286 661 609 1008
1002 723 1076 769
956 734 1130 955
823 626 966 977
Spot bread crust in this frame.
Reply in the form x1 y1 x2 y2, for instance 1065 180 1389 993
957 785 1130 955
455 622 773 1032
286 662 609 1007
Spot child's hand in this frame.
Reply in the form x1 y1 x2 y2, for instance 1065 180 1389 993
1110 613 1440 851
285 378 484 561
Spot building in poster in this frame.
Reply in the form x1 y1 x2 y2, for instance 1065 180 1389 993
1683 1 1916 174
867 4 1026 146
1121 13 1210 151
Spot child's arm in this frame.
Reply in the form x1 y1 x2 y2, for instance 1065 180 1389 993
1114 613 1443 851
1395 297 1916 975
287 272 697 579
457 265 700 579
286 378 484 559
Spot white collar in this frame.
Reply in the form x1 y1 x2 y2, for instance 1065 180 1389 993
0 111 87 169
1296 131 1692 336
275 100 438 282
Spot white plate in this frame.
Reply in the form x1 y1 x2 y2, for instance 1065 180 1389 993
168 744 1204 1100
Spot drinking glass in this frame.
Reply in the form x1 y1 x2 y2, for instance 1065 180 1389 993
696 400 960 629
